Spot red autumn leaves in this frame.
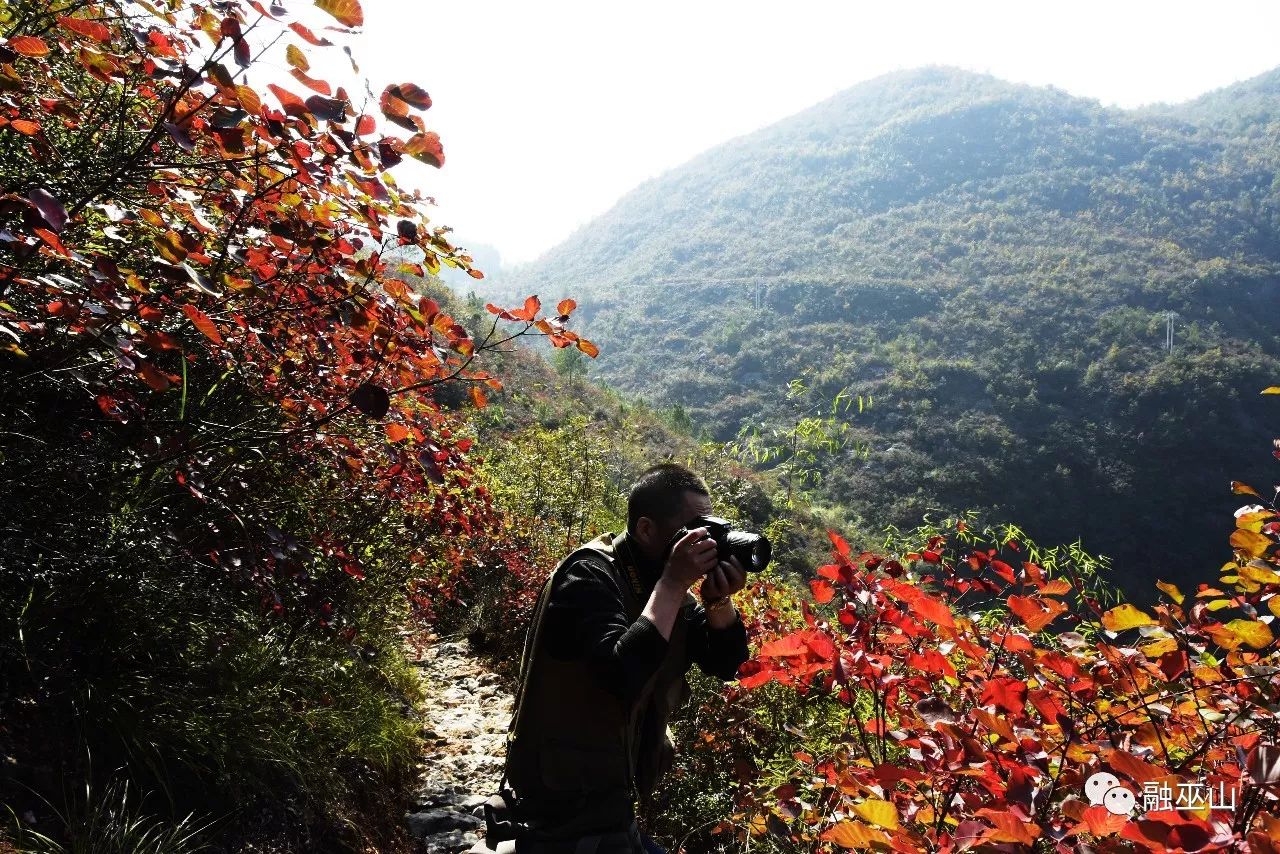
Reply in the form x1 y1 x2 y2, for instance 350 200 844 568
732 512 1280 851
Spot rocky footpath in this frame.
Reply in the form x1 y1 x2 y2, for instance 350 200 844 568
407 638 514 853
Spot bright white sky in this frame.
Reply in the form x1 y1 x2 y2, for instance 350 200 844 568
347 0 1280 268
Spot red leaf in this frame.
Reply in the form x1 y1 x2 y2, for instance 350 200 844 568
557 298 577 316
737 665 776 689
989 559 1017 583
809 578 835 604
355 114 375 135
1028 688 1069 724
181 304 224 345
9 36 50 57
979 676 1027 714
59 15 112 43
384 82 431 110
828 530 851 557
267 83 308 117
135 361 172 392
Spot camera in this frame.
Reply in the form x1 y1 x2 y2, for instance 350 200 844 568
667 515 772 573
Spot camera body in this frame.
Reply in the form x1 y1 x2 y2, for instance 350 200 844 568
668 515 772 573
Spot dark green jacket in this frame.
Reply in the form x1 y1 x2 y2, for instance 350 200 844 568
504 531 698 838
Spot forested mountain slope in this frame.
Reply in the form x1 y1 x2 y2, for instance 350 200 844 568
497 66 1280 597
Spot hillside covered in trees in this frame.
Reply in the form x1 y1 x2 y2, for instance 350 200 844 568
498 66 1280 599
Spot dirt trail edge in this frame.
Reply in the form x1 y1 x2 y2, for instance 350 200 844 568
407 638 513 853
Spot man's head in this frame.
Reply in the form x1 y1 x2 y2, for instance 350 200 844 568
627 463 712 561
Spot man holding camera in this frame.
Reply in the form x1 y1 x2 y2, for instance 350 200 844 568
485 463 754 853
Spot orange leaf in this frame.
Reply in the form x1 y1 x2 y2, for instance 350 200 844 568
289 21 333 46
1081 804 1128 836
385 423 410 443
1008 594 1067 632
576 337 599 358
1155 579 1185 605
314 0 363 27
820 821 887 848
290 67 332 96
181 304 223 345
1233 481 1263 498
976 809 1038 845
557 298 577 316
403 131 444 168
9 36 50 57
1107 749 1168 786
470 385 487 409
9 118 41 136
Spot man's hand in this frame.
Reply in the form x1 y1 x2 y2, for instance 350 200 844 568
662 527 719 590
700 555 747 604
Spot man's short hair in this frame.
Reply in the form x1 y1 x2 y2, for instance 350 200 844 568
627 463 709 533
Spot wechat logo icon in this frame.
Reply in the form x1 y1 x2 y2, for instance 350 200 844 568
1085 771 1137 816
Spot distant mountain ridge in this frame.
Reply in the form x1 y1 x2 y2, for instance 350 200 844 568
497 66 1280 597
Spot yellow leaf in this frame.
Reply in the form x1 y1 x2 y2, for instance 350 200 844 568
1101 604 1157 632
853 798 899 831
314 0 363 27
1231 528 1273 559
1206 599 1233 611
286 43 309 71
1227 618 1274 650
1269 596 1280 619
1262 387 1280 395
1241 562 1280 585
1140 637 1178 658
1155 580 1184 605
1237 511 1276 533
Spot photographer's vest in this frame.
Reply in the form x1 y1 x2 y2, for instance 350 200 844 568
504 532 695 837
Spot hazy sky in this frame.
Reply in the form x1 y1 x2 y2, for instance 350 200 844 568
348 1 1280 267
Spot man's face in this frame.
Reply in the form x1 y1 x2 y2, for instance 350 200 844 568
634 489 713 560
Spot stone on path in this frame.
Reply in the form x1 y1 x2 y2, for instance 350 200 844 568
408 638 513 854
